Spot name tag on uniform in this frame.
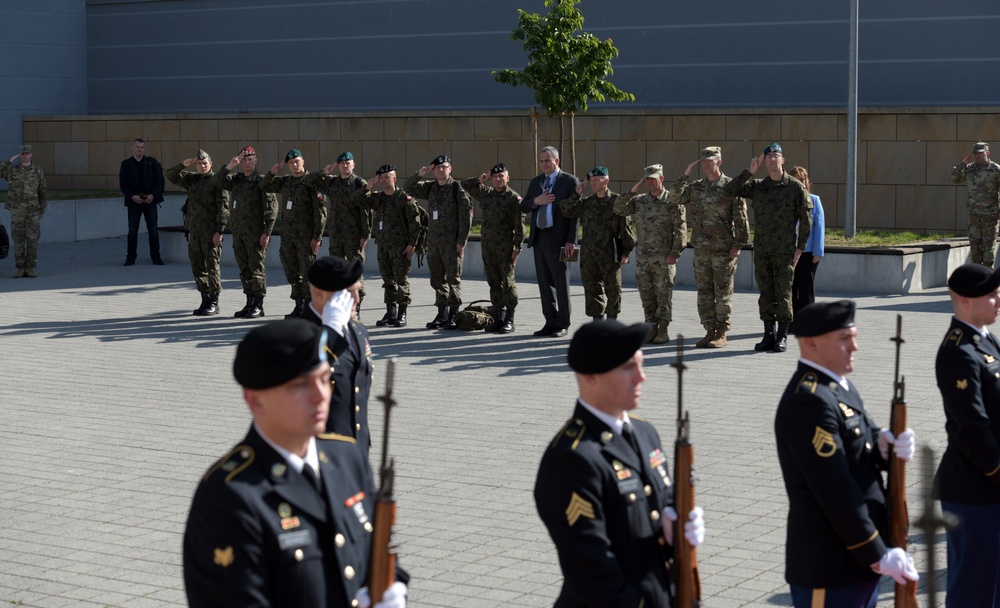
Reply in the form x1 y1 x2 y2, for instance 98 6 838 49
278 529 312 550
433 210 438 220
287 201 293 210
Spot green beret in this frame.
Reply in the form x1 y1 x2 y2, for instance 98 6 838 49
234 320 327 389
308 256 363 292
948 263 1000 298
790 300 856 337
587 166 609 178
763 143 782 155
568 320 652 374
285 149 303 162
337 151 354 162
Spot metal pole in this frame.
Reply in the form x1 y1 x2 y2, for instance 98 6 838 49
845 0 859 238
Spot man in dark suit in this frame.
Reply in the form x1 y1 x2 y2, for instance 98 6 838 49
534 320 705 606
301 256 374 458
119 138 165 266
183 319 407 608
936 263 1000 607
520 146 580 337
775 300 917 608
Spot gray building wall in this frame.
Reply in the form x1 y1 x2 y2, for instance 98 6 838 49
0 2 88 188
86 0 1000 114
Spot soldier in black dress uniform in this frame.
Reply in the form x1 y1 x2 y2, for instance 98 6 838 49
182 320 407 608
936 263 1000 607
301 256 374 457
534 320 706 607
775 300 917 608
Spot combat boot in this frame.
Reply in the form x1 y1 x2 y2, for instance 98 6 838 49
234 294 253 318
773 322 789 352
14 267 25 278
392 304 407 327
285 299 305 319
193 292 209 315
376 304 397 327
441 305 460 330
426 306 448 329
499 308 515 334
652 322 670 344
755 321 776 351
24 268 36 278
246 295 265 319
485 308 505 333
201 292 220 316
696 328 715 348
707 329 728 348
645 323 658 344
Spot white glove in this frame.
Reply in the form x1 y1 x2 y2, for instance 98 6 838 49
354 581 407 608
662 506 705 547
878 428 916 462
873 547 919 585
322 289 354 336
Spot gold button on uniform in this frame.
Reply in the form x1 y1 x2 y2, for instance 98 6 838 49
865 442 871 451
344 565 355 580
335 533 345 548
294 549 304 561
364 522 373 532
650 510 660 522
356 423 361 431
628 493 636 503
644 485 652 496
854 428 861 436
355 405 360 412
352 600 359 608
355 386 360 394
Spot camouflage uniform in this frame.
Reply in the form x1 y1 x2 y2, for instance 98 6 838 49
563 190 635 319
307 172 371 299
614 189 686 328
403 174 473 307
216 167 278 298
359 188 421 305
461 177 525 314
951 160 1000 266
0 160 46 274
166 163 230 294
727 169 811 324
671 174 749 332
261 172 328 301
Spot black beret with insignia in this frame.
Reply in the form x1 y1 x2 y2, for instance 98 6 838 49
491 163 507 175
285 149 303 162
790 299 856 337
375 164 395 175
568 320 651 374
431 155 451 166
948 263 1000 298
234 320 327 389
308 256 363 292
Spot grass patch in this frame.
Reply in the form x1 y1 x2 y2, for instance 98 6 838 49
823 229 959 247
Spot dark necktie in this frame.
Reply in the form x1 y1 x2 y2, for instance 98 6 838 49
302 465 322 493
622 423 644 461
538 176 553 228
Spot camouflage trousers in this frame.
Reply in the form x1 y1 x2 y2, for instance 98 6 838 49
232 232 267 297
377 241 411 305
188 233 222 293
636 256 676 324
693 248 738 331
8 204 42 270
753 250 794 323
279 234 316 300
427 237 463 306
968 213 998 267
329 236 366 300
580 247 623 318
482 242 518 311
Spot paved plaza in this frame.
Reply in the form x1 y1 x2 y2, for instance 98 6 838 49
1 237 954 607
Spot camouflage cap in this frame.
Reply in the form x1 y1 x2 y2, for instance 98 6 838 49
196 149 211 161
763 143 783 155
18 144 31 154
587 166 609 178
701 146 722 160
643 164 664 179
490 163 507 175
375 164 395 175
973 142 990 153
285 149 303 162
337 151 354 162
431 155 451 166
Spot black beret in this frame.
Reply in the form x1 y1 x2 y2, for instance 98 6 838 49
375 164 395 175
790 300 856 337
948 263 1000 297
308 256 363 292
490 163 507 175
285 149 303 162
234 320 327 389
568 320 652 374
431 155 451 166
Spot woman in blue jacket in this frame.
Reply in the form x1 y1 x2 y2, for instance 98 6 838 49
790 166 824 316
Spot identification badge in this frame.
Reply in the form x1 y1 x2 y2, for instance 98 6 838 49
432 210 438 220
278 529 312 550
379 221 383 230
286 200 293 210
232 201 237 209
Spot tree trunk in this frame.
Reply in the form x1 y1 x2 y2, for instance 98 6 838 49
531 107 539 168
569 112 576 176
558 113 565 161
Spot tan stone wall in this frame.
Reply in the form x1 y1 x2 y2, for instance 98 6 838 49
23 108 1000 232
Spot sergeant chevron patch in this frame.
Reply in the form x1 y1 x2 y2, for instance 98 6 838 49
565 492 595 526
812 427 837 457
956 379 968 390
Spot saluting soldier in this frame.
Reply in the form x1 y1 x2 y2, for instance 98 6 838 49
166 150 230 316
935 263 1000 607
182 319 407 607
216 146 278 319
300 256 374 457
563 166 635 322
403 155 473 330
459 163 525 334
535 320 706 606
262 149 328 319
775 300 918 608
950 142 1000 267
1 145 47 278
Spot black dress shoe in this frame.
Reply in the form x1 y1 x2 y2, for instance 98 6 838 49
533 325 555 337
550 328 568 338
124 259 135 266
152 257 165 266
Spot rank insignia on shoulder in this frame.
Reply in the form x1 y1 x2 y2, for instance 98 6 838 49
565 492 595 526
946 328 964 345
812 427 837 457
213 546 234 567
796 372 818 394
957 379 969 390
838 403 855 417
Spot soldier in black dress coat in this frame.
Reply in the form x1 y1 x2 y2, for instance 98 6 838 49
182 320 407 608
775 300 917 608
301 256 374 457
534 320 706 607
936 263 1000 607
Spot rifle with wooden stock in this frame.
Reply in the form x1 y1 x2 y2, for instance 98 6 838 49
888 316 918 608
370 357 399 601
670 336 701 608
